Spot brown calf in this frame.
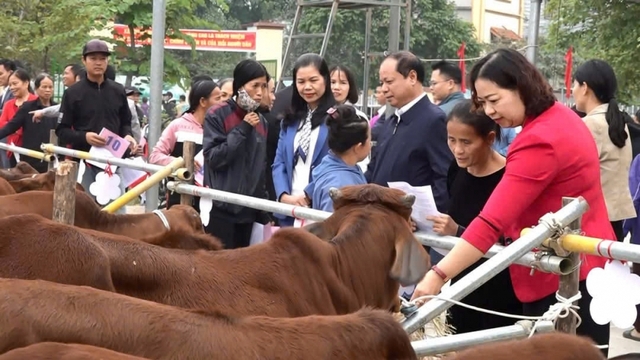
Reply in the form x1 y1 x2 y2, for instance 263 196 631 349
443 332 605 360
8 170 85 193
0 214 222 294
0 178 16 195
0 161 39 181
0 343 148 360
0 184 428 318
0 190 204 238
81 225 223 251
0 215 115 291
0 214 220 289
0 278 418 360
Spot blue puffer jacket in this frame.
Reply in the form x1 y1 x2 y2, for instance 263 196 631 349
623 155 640 245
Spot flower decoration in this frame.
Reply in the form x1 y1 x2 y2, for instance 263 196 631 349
89 171 122 205
199 197 213 227
587 260 640 329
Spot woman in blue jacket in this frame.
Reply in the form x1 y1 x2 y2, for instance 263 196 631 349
304 104 371 211
272 53 335 226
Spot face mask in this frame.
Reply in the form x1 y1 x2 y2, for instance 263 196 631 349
236 88 261 113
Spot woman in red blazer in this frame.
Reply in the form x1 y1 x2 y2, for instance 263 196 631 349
0 68 37 166
412 48 613 354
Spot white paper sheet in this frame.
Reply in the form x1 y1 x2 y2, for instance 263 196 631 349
120 157 148 188
87 128 130 171
194 150 204 186
387 181 442 232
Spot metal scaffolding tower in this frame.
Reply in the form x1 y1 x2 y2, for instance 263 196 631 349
277 0 410 98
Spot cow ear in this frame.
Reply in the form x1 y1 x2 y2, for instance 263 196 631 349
390 228 430 287
303 222 330 240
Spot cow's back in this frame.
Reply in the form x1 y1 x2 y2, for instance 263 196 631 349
194 230 358 317
0 342 148 360
0 279 411 360
0 190 98 229
0 214 114 291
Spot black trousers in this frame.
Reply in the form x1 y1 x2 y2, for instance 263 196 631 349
611 220 624 242
204 214 253 250
635 263 640 332
523 280 609 358
449 259 523 334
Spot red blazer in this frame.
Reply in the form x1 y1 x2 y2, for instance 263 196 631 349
464 102 612 303
0 94 38 156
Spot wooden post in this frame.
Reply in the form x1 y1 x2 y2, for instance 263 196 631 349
52 161 78 225
556 197 581 334
48 129 58 171
180 141 195 205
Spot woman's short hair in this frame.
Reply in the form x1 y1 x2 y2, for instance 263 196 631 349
469 48 555 119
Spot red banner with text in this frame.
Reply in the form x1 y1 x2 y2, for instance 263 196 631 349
113 24 257 52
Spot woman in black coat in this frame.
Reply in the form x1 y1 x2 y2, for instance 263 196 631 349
0 73 58 173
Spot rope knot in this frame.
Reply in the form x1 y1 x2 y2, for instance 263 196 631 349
529 291 582 337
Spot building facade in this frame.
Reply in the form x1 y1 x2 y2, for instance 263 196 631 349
452 0 525 43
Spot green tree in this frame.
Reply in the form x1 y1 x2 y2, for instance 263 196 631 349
291 0 482 92
107 0 227 87
0 0 110 73
170 0 296 80
545 0 640 103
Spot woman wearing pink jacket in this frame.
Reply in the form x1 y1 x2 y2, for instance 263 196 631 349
149 80 221 209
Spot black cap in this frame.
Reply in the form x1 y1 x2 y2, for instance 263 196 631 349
82 39 111 56
125 86 141 96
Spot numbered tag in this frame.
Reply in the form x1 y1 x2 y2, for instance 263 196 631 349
87 128 130 171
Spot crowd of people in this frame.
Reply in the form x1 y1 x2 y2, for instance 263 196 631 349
1 37 639 354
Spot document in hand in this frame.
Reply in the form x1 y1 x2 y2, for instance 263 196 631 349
387 181 442 232
87 128 130 171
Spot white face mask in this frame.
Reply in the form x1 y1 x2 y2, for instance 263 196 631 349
236 88 260 112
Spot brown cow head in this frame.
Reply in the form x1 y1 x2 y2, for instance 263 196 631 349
14 161 39 175
8 171 85 192
329 185 414 220
329 185 430 287
165 205 206 234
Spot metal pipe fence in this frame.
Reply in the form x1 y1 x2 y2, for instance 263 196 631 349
166 182 568 274
0 142 54 163
400 198 589 334
412 320 555 356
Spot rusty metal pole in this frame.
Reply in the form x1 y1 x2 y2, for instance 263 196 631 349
556 196 581 334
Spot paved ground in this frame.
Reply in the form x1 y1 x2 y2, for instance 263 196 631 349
609 325 639 357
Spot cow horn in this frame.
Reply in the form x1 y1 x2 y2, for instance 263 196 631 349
328 187 342 201
401 194 416 207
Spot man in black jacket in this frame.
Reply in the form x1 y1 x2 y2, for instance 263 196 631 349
56 39 136 210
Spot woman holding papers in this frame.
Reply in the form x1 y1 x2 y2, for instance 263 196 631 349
411 48 613 354
304 104 370 212
149 80 221 209
427 100 522 334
